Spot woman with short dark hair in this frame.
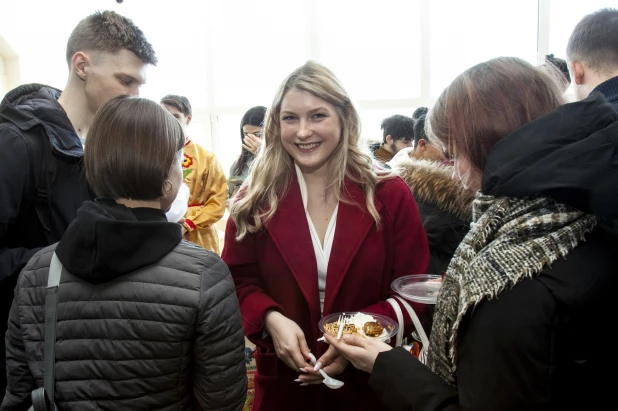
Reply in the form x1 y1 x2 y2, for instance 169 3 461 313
1 96 247 410
326 57 618 411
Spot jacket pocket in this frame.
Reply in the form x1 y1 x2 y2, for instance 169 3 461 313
254 351 278 377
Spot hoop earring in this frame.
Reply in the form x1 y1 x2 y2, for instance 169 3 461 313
163 179 173 194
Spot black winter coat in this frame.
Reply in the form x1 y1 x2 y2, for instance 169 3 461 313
368 93 618 411
397 160 473 276
1 199 247 410
0 84 93 389
592 75 618 111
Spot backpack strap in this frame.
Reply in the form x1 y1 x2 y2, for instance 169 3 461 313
30 253 62 411
43 253 62 398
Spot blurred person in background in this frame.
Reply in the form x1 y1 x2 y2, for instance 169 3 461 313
369 114 415 164
544 54 571 91
388 108 472 278
228 106 267 198
161 95 227 254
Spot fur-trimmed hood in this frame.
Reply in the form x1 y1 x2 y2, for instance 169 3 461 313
396 159 474 221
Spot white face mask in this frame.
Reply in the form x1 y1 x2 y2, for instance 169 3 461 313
165 183 190 223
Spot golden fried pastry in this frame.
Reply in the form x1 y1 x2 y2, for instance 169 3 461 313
362 321 384 337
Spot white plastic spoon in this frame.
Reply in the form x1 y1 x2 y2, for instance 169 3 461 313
308 352 344 389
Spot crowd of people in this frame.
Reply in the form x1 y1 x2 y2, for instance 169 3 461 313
0 6 617 411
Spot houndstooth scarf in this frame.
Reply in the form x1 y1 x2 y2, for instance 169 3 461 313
425 193 597 385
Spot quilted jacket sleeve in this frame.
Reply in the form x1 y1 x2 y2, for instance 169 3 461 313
1 271 37 410
193 254 247 411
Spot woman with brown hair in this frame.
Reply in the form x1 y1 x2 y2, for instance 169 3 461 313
325 57 618 410
222 61 429 411
1 96 247 410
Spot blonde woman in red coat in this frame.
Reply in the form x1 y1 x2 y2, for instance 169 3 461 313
222 61 429 411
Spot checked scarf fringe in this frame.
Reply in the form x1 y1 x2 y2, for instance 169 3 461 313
425 193 597 385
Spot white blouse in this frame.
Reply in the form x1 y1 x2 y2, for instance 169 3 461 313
295 165 339 314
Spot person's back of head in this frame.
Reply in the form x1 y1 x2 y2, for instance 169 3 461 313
544 54 571 91
85 96 184 211
412 107 429 121
567 8 618 100
63 11 157 116
429 57 565 191
406 108 445 162
413 111 428 145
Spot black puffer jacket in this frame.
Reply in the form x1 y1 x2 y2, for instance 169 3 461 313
368 93 618 411
1 199 247 410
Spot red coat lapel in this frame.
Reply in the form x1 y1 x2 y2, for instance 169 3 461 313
264 178 320 315
323 180 382 314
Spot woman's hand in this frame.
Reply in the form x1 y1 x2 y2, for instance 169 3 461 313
179 224 190 240
264 310 313 372
243 133 262 154
296 344 349 385
323 332 393 374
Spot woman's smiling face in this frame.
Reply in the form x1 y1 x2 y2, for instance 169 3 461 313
279 87 341 175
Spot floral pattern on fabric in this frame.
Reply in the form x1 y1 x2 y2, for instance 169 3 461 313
243 337 256 411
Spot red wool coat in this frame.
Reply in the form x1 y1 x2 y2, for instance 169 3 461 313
222 175 429 411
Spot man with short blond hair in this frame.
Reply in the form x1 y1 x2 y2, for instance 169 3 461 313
0 10 156 391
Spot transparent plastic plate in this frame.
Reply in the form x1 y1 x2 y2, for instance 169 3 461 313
318 312 398 342
391 274 442 304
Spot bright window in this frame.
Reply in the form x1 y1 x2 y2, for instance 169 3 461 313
1 0 611 173
317 0 422 101
548 1 614 59
429 0 539 98
0 55 6 99
216 114 245 178
211 0 307 108
359 107 421 142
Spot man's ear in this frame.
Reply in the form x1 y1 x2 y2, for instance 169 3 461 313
418 139 427 151
569 61 585 86
72 51 90 82
186 114 192 127
385 135 393 145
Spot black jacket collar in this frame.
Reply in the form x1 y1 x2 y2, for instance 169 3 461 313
482 93 618 235
593 76 618 110
0 83 83 159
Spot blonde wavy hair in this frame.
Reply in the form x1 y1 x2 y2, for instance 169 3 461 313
230 61 391 240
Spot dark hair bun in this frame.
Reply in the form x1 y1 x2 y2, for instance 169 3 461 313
412 107 429 120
